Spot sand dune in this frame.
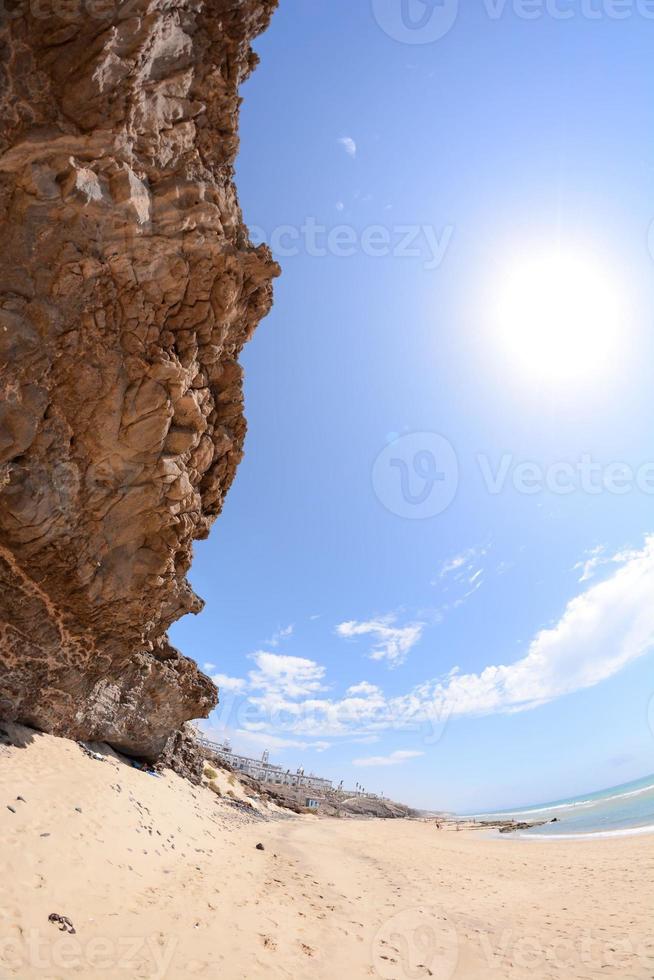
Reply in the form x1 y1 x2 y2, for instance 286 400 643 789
1 726 652 979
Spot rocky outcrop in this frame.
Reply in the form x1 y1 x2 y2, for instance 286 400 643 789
0 0 279 764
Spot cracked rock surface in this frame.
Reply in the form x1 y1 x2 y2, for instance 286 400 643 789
0 0 279 766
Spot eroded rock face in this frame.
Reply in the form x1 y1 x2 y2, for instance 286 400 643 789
0 0 279 762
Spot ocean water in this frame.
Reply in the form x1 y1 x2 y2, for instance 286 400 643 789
472 773 654 839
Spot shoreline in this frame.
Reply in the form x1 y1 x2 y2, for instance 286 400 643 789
516 822 654 841
440 773 654 840
441 819 654 841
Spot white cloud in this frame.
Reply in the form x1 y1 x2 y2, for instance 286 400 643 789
248 651 327 699
346 681 382 697
418 533 654 719
237 730 331 753
336 201 345 212
353 750 424 767
203 662 217 672
214 535 654 741
204 538 654 748
336 615 424 667
337 136 357 158
211 673 247 694
200 724 330 755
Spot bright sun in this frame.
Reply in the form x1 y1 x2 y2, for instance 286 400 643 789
494 248 623 385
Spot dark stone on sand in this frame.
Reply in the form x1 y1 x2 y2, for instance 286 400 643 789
48 914 76 935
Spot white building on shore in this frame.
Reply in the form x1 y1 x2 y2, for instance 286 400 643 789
198 738 333 793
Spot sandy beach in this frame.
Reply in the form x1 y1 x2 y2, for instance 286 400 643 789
0 727 652 979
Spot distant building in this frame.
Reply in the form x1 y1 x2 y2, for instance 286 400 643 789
198 738 333 793
305 798 320 810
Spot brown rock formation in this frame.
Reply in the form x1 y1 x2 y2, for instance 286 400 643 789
0 0 279 765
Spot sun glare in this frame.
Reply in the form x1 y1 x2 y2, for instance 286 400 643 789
493 248 623 386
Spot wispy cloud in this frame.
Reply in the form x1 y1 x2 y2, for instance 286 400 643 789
436 544 489 584
265 624 295 648
438 552 472 579
572 543 640 584
433 544 490 610
337 136 357 158
573 544 608 583
336 615 424 667
353 750 424 767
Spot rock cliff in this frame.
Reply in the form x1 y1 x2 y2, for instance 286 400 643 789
0 0 279 766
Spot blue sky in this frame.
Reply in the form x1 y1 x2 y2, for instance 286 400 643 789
171 0 654 811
